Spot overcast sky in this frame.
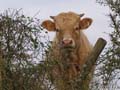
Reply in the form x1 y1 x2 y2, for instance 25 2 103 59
0 0 112 45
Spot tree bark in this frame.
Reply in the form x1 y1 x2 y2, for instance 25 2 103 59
74 38 107 90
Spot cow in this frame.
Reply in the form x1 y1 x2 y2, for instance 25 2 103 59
41 12 93 89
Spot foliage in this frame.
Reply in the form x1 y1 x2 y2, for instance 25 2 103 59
96 0 120 89
0 9 53 90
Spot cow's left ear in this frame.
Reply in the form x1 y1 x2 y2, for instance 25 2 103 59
79 18 92 30
41 20 56 31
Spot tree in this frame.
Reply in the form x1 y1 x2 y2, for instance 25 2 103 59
0 9 52 90
96 0 120 89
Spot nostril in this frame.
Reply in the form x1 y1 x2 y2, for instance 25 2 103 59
69 40 72 44
62 40 72 45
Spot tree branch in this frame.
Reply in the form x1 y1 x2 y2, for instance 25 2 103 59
75 38 107 90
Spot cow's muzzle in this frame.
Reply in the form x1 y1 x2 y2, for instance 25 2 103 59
61 39 75 50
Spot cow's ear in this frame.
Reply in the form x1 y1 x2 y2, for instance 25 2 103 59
79 18 92 30
41 20 56 31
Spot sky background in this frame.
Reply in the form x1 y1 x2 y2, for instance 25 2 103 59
0 0 112 45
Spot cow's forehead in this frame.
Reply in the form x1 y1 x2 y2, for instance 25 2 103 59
55 12 80 27
56 12 79 19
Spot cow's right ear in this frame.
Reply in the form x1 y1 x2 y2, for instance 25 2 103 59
79 18 92 30
41 20 56 31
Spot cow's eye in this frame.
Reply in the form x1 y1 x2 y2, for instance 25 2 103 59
75 27 79 31
56 29 60 32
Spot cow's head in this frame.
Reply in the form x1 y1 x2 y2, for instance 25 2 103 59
41 12 92 51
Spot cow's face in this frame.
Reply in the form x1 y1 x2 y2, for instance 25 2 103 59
41 12 92 50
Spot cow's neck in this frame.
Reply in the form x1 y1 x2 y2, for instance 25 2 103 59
59 47 80 65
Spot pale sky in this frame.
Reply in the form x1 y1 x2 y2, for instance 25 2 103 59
0 0 112 45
